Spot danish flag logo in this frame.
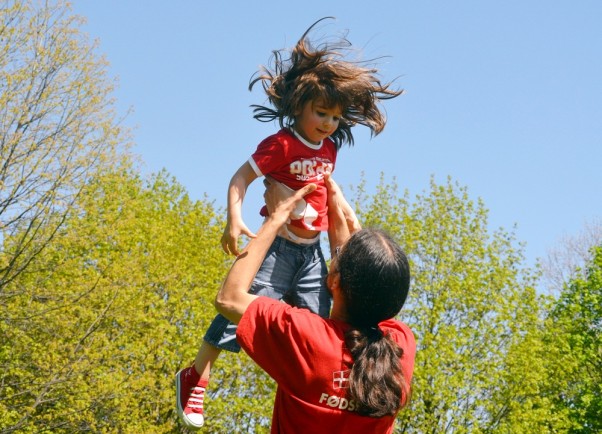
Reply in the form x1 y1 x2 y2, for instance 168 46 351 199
333 370 350 389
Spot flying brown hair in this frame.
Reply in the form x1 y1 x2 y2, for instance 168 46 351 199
249 17 403 149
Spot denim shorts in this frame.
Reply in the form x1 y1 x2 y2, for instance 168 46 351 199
203 236 330 353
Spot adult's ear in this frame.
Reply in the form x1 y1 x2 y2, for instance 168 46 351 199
326 271 340 295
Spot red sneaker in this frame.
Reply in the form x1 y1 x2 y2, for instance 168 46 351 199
175 366 207 429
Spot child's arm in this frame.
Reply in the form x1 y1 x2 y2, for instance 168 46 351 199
221 161 259 256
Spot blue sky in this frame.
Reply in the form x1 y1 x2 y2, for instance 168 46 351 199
71 1 601 270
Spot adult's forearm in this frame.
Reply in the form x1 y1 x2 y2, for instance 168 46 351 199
215 181 316 324
326 176 351 254
215 216 282 320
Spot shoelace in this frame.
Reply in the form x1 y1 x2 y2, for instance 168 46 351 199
186 386 205 412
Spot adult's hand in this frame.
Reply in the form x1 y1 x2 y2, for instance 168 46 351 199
263 176 316 223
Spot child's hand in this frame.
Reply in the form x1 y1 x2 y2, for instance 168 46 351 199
221 220 256 256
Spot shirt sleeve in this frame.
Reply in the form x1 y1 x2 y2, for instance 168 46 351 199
380 318 417 393
249 135 286 177
236 297 330 386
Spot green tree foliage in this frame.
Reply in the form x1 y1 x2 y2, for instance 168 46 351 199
202 356 275 433
0 0 126 291
0 4 294 431
0 167 230 433
3 164 592 433
543 246 602 432
352 175 556 433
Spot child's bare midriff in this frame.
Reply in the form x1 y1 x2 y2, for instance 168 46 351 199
280 223 320 242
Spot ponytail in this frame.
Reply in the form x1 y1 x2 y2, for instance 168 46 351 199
335 228 412 416
344 327 408 417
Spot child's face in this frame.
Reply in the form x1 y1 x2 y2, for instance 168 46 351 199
294 99 342 145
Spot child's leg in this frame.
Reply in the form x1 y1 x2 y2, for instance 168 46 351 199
194 340 221 379
200 238 299 362
177 237 295 428
176 314 241 429
288 241 331 317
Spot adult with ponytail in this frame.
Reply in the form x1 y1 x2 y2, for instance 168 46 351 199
214 175 415 433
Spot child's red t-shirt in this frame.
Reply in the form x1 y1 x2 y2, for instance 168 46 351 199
249 129 337 231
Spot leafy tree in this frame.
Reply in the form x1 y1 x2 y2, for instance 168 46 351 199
0 167 229 433
543 245 602 432
0 0 126 292
203 355 275 433
3 164 585 433
351 175 555 433
0 3 283 432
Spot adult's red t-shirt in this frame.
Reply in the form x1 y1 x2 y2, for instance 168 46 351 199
236 297 416 434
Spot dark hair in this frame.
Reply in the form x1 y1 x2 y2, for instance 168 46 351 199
249 17 403 149
335 228 411 417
